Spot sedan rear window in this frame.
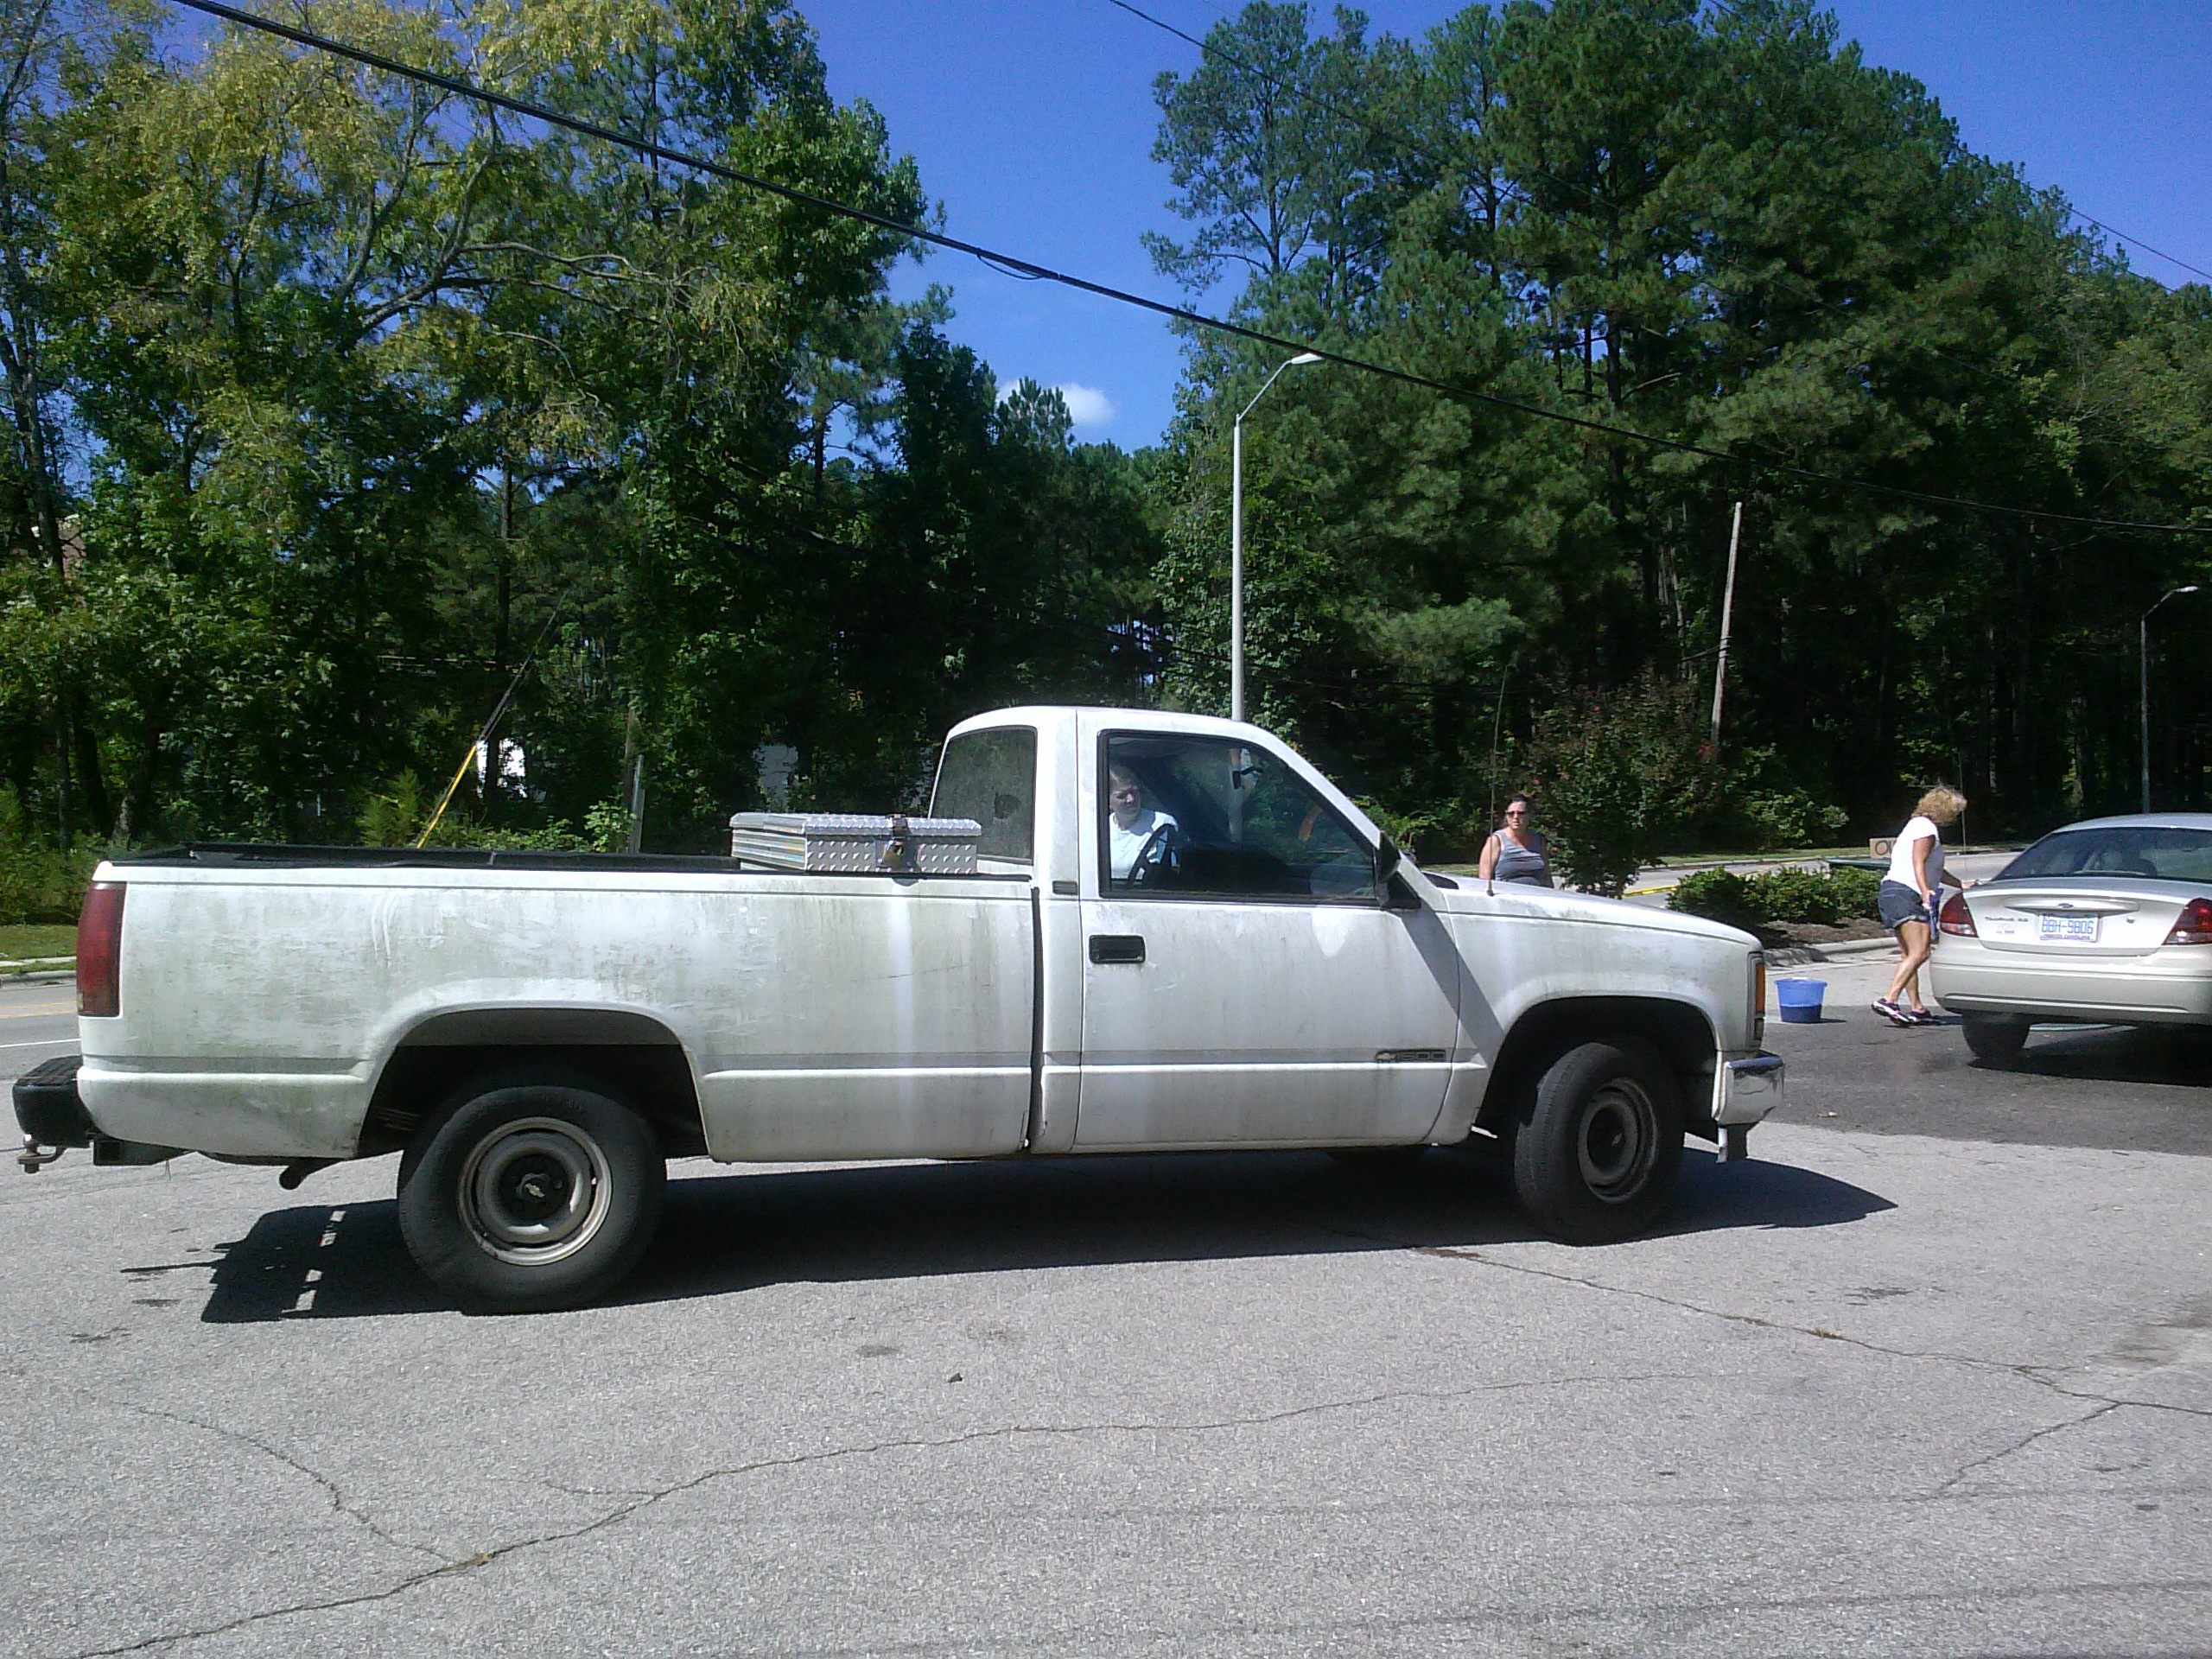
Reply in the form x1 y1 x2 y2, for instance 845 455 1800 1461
2001 827 2212 882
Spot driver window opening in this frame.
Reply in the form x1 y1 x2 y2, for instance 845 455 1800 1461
1101 734 1376 901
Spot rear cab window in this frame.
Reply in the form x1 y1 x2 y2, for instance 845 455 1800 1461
930 727 1039 865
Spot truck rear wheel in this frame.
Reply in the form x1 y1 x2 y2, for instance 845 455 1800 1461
397 1070 665 1313
1511 1039 1682 1244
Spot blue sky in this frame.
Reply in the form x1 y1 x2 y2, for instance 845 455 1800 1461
797 0 2212 450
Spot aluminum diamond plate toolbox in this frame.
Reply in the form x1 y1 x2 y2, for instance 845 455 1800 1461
728 812 982 874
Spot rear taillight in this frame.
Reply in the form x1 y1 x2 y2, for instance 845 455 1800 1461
2164 896 2212 946
1938 891 1976 937
77 881 124 1017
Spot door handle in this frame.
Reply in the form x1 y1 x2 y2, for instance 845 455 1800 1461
1088 933 1146 965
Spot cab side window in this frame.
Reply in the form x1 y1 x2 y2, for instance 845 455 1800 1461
1102 734 1375 901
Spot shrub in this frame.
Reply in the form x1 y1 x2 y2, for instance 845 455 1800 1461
0 788 104 924
1752 867 1848 924
1827 866 1881 919
0 841 101 925
1669 864 1883 930
1669 868 1763 929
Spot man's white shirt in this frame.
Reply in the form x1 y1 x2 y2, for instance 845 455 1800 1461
1109 807 1178 880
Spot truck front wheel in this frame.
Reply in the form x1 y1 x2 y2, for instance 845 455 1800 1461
397 1070 665 1313
1512 1039 1683 1244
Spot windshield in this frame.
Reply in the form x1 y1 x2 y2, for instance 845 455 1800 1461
2000 825 2212 883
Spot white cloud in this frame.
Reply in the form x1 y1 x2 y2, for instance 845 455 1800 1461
1053 384 1116 428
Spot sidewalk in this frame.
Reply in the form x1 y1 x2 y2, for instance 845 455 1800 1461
0 957 72 981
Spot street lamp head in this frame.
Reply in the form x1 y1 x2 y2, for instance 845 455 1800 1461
2181 585 2202 595
1289 352 1323 365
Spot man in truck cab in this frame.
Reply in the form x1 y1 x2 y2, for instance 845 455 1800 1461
1106 764 1180 881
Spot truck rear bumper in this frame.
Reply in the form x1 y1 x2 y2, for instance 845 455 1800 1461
14 1054 94 1148
75 1063 365 1160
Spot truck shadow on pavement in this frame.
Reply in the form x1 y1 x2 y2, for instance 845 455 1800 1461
199 1146 1893 1323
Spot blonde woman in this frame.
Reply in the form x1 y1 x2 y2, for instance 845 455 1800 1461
1872 785 1968 1027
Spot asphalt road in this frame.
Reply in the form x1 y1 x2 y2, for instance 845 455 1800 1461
1764 951 2212 1156
3 963 2208 1656
0 976 75 1085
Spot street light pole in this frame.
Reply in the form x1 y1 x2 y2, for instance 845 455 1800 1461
2141 584 2200 813
1231 352 1322 724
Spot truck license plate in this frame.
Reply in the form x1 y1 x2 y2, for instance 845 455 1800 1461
2037 914 2098 943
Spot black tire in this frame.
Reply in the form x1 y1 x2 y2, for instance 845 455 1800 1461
397 1068 665 1313
1511 1039 1684 1244
1961 1014 2031 1067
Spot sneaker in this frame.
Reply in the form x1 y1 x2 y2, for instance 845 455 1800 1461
1871 998 1913 1027
1904 1007 1942 1027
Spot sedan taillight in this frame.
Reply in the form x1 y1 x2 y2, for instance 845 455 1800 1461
1938 891 1976 937
78 880 126 1017
2164 896 2212 946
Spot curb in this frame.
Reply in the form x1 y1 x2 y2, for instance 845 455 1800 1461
1765 937 1898 968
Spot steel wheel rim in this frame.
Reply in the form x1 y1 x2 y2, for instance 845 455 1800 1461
459 1116 612 1265
1578 1079 1657 1203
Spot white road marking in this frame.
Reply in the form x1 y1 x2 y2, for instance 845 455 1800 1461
0 1036 78 1052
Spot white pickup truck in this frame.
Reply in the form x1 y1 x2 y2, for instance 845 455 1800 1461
15 707 1783 1311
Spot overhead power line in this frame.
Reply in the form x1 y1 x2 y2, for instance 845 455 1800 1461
2066 209 2212 286
165 0 2210 537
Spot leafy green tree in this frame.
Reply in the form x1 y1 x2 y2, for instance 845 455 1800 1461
1522 677 1718 894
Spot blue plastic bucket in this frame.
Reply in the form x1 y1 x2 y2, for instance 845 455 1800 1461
1775 977 1826 1023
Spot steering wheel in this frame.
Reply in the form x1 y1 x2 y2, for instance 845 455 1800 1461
1125 822 1186 888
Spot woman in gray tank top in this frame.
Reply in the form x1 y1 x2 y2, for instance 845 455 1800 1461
1479 792 1553 888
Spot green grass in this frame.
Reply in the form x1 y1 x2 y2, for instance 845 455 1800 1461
0 923 74 961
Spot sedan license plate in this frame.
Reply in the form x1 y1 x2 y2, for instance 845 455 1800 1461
2037 914 2099 943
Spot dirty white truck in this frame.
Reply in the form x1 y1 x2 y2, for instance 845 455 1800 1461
15 708 1783 1312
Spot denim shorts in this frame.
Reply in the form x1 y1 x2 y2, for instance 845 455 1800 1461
1878 880 1929 930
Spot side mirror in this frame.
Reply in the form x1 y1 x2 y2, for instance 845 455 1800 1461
1376 834 1422 911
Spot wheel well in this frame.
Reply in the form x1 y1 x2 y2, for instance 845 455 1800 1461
1477 997 1718 1140
359 1009 706 1160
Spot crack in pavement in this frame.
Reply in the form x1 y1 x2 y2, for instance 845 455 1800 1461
65 1369 1695 1658
116 1402 454 1569
1930 1400 2124 1495
1393 1241 2212 1422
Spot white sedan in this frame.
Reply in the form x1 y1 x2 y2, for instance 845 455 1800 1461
1929 813 2212 1065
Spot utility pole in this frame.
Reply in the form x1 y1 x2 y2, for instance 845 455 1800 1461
621 706 646 853
1709 500 1744 747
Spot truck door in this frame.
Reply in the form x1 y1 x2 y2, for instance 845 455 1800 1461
1075 729 1459 1149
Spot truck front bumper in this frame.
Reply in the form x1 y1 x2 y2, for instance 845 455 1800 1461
1715 1052 1786 1125
1707 1052 1784 1161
